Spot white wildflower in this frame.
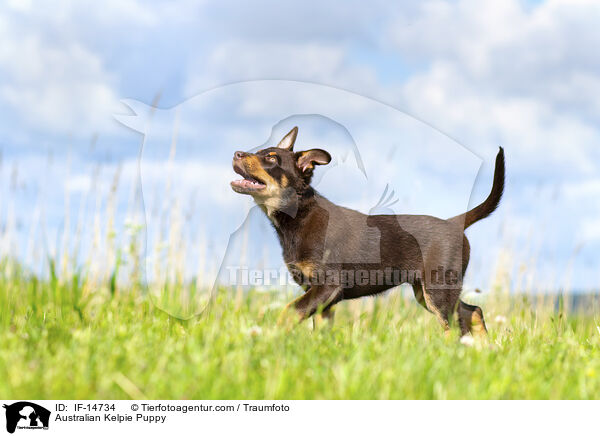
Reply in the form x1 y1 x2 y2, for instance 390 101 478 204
494 315 507 324
460 335 475 347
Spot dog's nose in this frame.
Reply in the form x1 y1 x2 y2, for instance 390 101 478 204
234 151 247 160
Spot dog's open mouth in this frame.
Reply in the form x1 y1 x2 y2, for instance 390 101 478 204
231 164 267 193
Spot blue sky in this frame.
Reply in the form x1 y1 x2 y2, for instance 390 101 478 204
0 0 599 292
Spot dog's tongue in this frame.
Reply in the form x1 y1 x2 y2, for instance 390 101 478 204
231 178 266 189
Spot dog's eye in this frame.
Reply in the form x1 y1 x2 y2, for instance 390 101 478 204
265 155 278 163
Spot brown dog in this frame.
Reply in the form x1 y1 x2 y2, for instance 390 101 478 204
231 127 504 336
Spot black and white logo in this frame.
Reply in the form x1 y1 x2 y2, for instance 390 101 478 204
3 402 50 433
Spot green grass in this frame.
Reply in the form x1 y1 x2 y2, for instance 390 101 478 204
1 267 599 399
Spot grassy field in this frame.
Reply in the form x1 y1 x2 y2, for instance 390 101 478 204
2 113 597 400
1 265 599 400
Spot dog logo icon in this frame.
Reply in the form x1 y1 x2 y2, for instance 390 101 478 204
2 402 50 433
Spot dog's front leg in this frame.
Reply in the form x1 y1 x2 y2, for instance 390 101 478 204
293 285 343 321
277 285 342 327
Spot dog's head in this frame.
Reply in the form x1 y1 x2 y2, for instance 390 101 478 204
231 127 331 213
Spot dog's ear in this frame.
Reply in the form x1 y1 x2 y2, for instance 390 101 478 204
277 126 298 150
295 149 331 174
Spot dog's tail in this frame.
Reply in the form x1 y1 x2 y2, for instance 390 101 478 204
451 147 505 230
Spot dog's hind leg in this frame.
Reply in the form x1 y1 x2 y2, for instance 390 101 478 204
423 288 463 336
422 289 452 334
457 300 487 337
411 280 429 311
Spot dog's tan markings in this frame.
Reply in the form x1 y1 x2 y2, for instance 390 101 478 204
412 282 427 309
286 260 316 289
470 311 487 337
281 174 288 188
245 155 277 185
243 155 285 216
423 289 450 332
291 260 316 280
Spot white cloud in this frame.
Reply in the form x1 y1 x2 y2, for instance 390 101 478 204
6 0 32 13
1 0 599 288
563 178 600 198
181 0 600 180
580 218 600 242
390 0 600 174
185 41 378 97
0 40 119 135
0 10 120 137
198 0 393 43
0 0 190 138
